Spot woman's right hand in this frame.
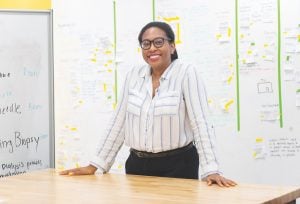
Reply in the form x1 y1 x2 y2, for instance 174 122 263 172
59 164 98 176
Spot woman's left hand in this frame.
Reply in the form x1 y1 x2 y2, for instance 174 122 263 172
204 173 237 187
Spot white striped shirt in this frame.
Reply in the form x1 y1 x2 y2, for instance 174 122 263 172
91 59 220 178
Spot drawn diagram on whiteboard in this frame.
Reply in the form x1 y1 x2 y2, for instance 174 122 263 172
257 80 273 94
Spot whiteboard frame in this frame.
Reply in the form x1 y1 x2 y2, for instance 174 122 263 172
0 9 55 168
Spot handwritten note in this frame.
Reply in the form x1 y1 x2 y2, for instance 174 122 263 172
0 159 43 178
269 138 300 158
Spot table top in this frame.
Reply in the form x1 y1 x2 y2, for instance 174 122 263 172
0 169 299 204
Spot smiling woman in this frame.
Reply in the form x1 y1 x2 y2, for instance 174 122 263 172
60 21 236 187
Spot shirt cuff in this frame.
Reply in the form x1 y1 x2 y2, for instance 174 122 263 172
200 162 222 180
90 157 111 174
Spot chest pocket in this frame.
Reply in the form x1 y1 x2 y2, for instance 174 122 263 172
154 91 180 116
127 89 145 116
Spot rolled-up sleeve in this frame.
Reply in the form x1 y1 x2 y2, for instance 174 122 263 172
90 70 132 173
183 65 221 179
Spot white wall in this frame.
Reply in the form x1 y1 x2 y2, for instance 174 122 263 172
54 0 300 186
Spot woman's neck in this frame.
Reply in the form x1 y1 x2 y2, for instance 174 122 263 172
151 62 172 78
151 68 165 79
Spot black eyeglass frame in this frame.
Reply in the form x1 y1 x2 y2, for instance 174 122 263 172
140 37 171 50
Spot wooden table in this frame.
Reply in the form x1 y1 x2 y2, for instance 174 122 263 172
0 169 299 204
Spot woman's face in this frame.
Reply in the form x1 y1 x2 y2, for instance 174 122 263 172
141 27 175 71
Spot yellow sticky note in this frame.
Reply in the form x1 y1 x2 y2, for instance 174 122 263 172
224 99 234 111
112 102 117 110
227 75 233 84
256 137 263 143
70 127 77 131
252 152 257 158
216 34 222 39
103 83 107 92
227 27 231 37
104 50 112 55
163 16 180 22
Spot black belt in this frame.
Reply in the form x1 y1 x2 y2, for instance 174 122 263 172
130 142 194 158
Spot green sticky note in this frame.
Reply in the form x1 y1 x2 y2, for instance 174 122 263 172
286 56 290 61
296 89 300 93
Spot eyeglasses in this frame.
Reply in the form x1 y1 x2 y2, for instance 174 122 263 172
140 37 171 50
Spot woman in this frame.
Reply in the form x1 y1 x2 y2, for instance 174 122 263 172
60 21 236 187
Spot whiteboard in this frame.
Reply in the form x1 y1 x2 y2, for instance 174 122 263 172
0 10 54 177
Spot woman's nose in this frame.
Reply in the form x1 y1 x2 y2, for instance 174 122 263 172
148 42 157 51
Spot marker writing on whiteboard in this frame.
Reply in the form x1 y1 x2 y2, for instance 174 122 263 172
0 103 21 115
0 160 43 178
15 131 40 152
0 131 40 153
0 138 13 153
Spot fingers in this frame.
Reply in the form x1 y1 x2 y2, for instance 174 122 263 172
226 179 238 186
59 165 97 176
213 177 225 187
59 168 81 176
59 170 70 175
206 175 237 187
68 171 76 176
217 177 237 187
206 179 212 186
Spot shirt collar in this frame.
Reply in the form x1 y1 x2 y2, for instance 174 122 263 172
138 65 151 78
161 59 177 80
